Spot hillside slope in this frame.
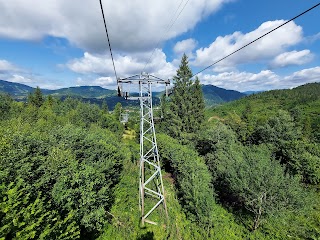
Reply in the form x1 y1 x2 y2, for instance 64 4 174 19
48 86 116 98
0 79 34 98
202 85 245 106
206 82 320 141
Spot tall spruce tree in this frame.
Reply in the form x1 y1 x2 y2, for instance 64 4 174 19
28 86 44 108
163 54 205 139
190 77 205 131
171 54 193 133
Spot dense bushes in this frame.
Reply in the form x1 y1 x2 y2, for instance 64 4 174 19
1 81 320 239
157 134 246 239
158 83 320 237
201 106 319 238
0 180 79 240
251 110 320 184
0 93 128 239
157 134 214 224
196 123 308 230
0 94 13 120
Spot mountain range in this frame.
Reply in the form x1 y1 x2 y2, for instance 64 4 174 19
0 79 246 109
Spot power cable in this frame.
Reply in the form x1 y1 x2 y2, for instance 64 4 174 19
99 0 118 80
192 2 320 78
142 0 190 72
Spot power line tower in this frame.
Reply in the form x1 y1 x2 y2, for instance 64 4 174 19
118 73 169 226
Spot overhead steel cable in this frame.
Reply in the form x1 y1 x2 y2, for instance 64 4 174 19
99 0 118 80
142 0 190 72
192 2 320 78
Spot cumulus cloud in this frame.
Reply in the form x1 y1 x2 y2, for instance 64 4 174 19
270 50 313 68
0 60 20 73
0 59 31 83
283 66 320 87
93 76 115 88
173 38 197 55
67 52 113 75
0 59 64 89
198 66 320 92
193 20 303 71
75 77 113 90
8 74 33 84
199 70 279 91
67 49 176 80
0 0 231 53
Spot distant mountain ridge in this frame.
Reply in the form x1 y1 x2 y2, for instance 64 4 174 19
0 79 245 107
48 86 116 98
201 85 245 106
0 79 34 97
0 79 117 98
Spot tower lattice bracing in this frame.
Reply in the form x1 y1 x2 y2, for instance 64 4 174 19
118 73 169 226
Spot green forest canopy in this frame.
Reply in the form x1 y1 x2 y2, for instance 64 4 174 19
0 75 320 239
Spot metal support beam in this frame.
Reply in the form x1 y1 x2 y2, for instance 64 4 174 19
118 73 169 226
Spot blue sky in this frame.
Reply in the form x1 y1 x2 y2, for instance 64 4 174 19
0 0 319 92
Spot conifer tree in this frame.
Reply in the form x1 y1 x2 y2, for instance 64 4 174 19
163 54 205 138
171 54 193 132
102 100 109 113
28 86 44 108
47 95 54 107
191 77 205 131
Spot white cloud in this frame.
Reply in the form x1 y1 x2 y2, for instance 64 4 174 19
0 0 231 53
173 38 197 55
66 48 177 91
67 49 176 80
0 59 33 84
270 50 313 68
93 76 115 88
8 74 33 84
193 20 303 71
199 70 279 91
67 52 112 75
75 76 115 90
283 66 320 87
0 59 63 89
305 32 320 44
198 66 320 92
0 60 20 73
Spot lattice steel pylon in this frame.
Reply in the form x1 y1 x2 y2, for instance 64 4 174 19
118 73 169 226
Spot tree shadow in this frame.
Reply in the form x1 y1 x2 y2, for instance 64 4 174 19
136 231 154 240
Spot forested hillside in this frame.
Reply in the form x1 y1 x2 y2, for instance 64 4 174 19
0 80 34 98
0 91 129 239
0 80 117 99
158 55 320 239
1 57 319 239
1 88 320 239
206 82 320 142
202 85 245 106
